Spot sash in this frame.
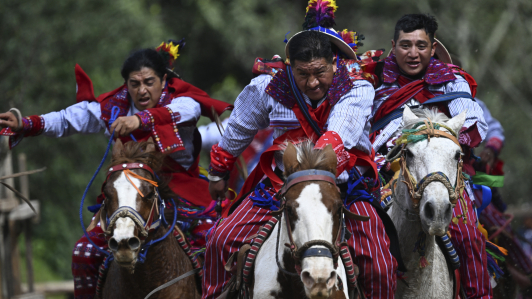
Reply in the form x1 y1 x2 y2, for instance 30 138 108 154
371 92 474 133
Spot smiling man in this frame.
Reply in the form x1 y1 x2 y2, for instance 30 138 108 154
368 14 492 298
202 1 401 298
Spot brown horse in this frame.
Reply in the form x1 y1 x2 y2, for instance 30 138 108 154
99 138 201 298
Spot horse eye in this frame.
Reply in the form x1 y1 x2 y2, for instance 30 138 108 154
454 151 462 161
143 191 155 200
405 149 414 158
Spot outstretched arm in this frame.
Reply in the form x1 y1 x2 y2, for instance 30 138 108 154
208 75 272 200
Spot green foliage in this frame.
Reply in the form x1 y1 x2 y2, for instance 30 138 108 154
1 0 531 283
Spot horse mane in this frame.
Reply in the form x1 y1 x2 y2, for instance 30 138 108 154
394 107 450 137
110 141 176 199
282 140 336 177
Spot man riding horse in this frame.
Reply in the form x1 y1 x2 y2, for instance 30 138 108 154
203 1 402 298
0 41 231 299
366 14 492 298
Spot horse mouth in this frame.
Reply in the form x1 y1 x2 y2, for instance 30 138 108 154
116 257 137 272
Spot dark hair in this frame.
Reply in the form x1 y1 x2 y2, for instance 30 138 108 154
394 14 438 43
288 31 334 64
120 48 177 81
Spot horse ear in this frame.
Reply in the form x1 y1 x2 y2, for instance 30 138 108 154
112 139 124 160
283 142 299 174
402 106 418 123
322 144 337 172
146 137 156 153
446 110 467 135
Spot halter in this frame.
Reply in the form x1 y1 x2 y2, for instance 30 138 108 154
274 169 369 275
100 162 177 263
100 163 162 239
387 119 468 223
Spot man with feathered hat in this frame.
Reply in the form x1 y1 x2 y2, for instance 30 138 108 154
203 1 401 298
0 40 232 299
366 14 492 298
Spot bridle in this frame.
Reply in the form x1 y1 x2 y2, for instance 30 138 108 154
98 162 177 263
273 169 369 275
387 119 468 223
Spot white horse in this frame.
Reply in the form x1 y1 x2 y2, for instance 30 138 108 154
388 107 466 299
252 142 365 299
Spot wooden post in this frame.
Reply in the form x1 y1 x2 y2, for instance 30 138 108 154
18 154 34 293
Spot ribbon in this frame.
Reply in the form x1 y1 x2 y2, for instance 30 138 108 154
471 171 504 188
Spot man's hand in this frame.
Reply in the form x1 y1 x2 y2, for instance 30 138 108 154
0 112 21 131
480 147 496 169
209 179 228 201
109 115 140 136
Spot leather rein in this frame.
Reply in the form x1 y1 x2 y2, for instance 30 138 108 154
387 119 466 215
272 169 369 275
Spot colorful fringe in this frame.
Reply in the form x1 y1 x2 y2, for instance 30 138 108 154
485 240 507 279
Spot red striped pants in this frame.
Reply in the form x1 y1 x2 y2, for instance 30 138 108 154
71 226 107 299
201 192 397 299
450 191 492 298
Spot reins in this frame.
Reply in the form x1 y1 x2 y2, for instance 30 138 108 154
386 118 469 223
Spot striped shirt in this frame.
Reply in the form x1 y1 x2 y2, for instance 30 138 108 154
476 99 504 143
371 74 488 152
40 97 201 169
218 74 375 183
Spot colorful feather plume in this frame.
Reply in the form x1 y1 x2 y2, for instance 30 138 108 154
339 29 365 52
303 0 338 30
156 38 186 69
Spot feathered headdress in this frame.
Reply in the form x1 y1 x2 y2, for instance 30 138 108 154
339 29 364 52
303 0 338 30
156 38 186 69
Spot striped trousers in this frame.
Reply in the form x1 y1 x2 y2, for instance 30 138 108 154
201 187 397 299
71 227 107 299
450 191 492 298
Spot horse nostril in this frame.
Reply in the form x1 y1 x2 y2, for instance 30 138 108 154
128 237 141 251
445 203 452 217
109 238 119 251
301 270 315 286
424 202 434 221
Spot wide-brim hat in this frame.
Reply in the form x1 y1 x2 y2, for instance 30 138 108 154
285 27 358 61
388 38 452 64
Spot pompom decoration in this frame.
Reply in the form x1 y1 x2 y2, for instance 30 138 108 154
156 38 186 69
303 0 338 30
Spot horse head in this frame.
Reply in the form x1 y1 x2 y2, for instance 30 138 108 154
279 141 358 298
397 106 466 236
101 138 167 271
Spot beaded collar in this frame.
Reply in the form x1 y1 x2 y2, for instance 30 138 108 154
382 55 456 85
265 61 354 109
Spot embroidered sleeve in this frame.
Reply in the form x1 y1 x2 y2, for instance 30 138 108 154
446 75 487 147
0 115 45 149
209 143 237 178
135 97 201 154
136 107 184 154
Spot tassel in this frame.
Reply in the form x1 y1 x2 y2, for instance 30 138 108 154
419 256 429 268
